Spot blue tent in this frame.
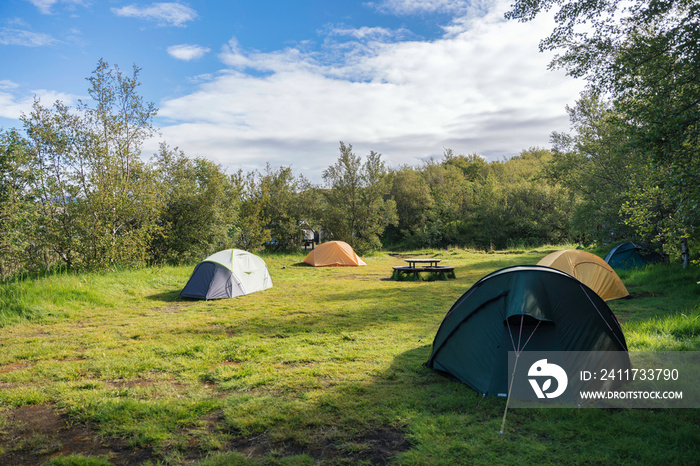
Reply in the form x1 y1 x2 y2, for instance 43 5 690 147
180 249 272 300
604 242 662 270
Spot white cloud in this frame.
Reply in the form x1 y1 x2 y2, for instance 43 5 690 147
0 80 20 90
112 2 197 27
26 0 88 15
26 0 56 14
368 0 471 15
167 44 210 61
0 95 25 120
0 84 79 120
326 25 409 41
218 38 314 74
150 0 584 179
0 28 59 46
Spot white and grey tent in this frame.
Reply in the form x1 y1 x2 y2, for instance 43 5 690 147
180 249 273 300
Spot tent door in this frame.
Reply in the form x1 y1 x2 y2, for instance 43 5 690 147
488 316 560 396
205 264 234 299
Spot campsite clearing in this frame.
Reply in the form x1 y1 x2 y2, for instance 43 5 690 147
0 248 698 465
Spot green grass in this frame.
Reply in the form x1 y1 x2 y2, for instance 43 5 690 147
0 248 698 464
608 263 700 351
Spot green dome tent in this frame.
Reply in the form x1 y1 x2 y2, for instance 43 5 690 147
425 266 629 397
604 242 663 270
180 249 272 300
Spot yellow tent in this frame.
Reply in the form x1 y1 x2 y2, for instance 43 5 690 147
537 250 629 301
303 241 367 267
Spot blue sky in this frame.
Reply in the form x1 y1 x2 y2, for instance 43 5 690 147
0 0 584 180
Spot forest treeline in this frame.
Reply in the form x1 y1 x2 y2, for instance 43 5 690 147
1 0 698 278
0 60 572 278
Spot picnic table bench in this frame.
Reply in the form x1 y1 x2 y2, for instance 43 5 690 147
392 258 455 280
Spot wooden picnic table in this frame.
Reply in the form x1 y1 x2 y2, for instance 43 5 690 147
392 258 455 280
405 258 442 268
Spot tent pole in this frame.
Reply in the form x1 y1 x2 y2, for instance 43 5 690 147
499 352 520 435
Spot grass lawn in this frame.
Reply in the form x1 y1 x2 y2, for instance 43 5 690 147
0 247 698 465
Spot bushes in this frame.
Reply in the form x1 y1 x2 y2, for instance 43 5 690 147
384 149 575 250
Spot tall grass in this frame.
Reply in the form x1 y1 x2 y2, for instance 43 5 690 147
0 265 194 327
0 281 36 325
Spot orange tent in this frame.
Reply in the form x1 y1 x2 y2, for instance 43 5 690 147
303 241 367 267
537 249 629 301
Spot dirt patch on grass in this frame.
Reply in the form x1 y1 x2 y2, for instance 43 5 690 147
628 292 665 298
107 378 166 389
151 301 196 314
344 428 410 464
0 404 153 465
228 427 410 464
0 362 33 374
0 405 410 465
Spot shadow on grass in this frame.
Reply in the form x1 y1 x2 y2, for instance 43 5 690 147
213 344 483 463
145 290 183 302
364 344 700 464
380 344 487 411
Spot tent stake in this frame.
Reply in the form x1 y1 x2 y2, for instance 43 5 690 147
499 352 520 434
476 393 486 409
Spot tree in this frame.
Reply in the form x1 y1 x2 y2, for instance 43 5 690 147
506 0 699 86
75 59 161 269
21 59 162 270
0 129 36 279
386 166 434 248
321 142 397 252
615 25 700 255
22 99 82 269
421 156 473 247
507 0 699 259
471 149 573 249
355 149 398 251
443 150 489 182
231 170 271 252
546 92 638 243
151 144 238 263
228 165 317 253
260 165 308 252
